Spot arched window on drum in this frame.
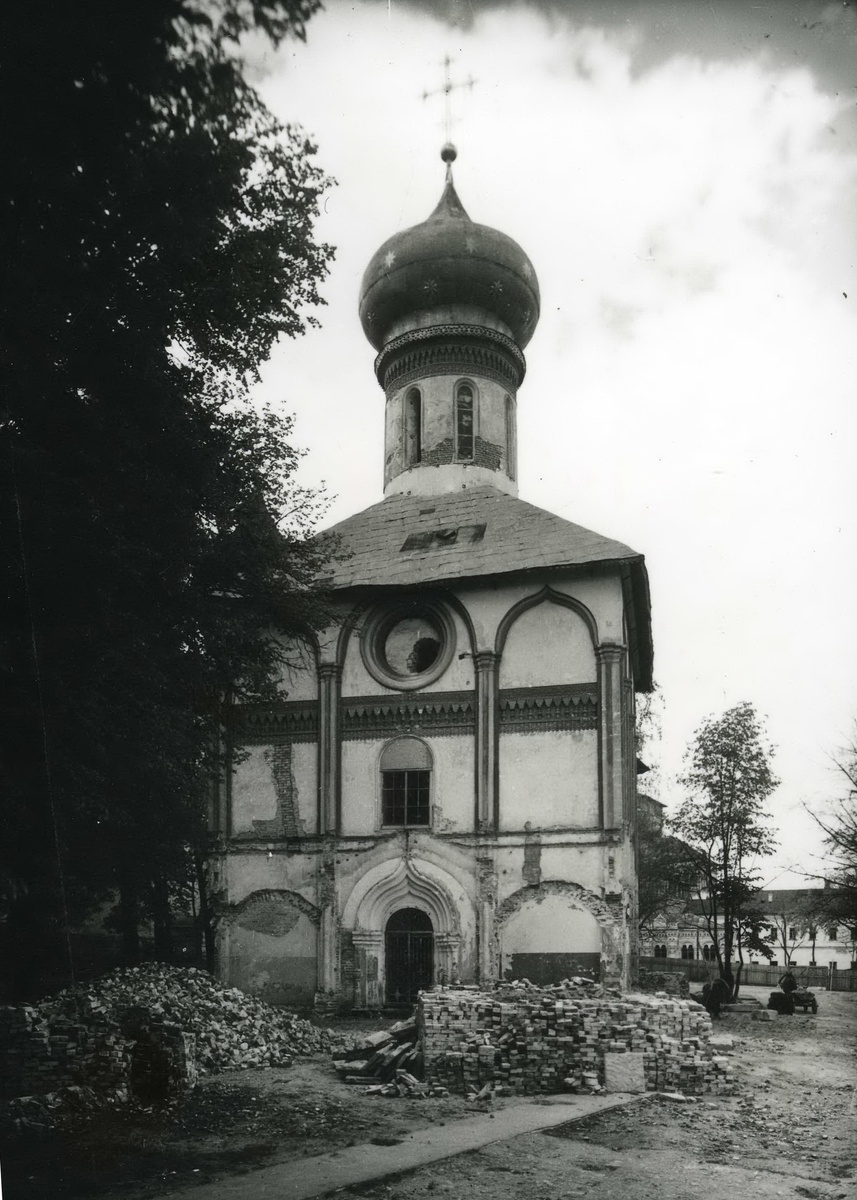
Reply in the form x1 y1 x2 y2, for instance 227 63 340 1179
454 381 474 461
404 387 422 467
505 394 516 480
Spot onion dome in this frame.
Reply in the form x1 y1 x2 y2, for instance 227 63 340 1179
359 146 540 353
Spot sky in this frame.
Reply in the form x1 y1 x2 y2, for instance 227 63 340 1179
246 0 857 887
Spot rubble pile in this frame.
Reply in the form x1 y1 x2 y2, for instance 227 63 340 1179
332 1016 446 1096
2 964 335 1131
419 986 735 1098
38 964 332 1073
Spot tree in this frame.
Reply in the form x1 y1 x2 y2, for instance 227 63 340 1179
766 907 808 969
670 702 779 998
634 682 703 929
1 0 334 998
805 731 857 948
636 817 703 931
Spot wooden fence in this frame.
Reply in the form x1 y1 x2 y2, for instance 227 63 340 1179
638 957 857 992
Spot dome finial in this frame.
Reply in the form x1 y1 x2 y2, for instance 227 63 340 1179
441 142 457 181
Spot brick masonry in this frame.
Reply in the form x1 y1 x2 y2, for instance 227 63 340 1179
0 1004 197 1113
419 985 734 1097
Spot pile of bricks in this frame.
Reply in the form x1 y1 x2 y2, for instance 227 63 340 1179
0 1006 132 1104
419 986 734 1098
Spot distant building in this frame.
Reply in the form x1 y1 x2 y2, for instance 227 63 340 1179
640 887 857 970
210 147 654 1007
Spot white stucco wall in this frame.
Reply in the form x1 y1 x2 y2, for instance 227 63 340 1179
498 729 598 830
340 735 475 835
499 601 596 687
450 574 624 653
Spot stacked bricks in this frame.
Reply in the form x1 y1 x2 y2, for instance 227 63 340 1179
0 1005 196 1114
419 985 734 1098
0 1006 132 1103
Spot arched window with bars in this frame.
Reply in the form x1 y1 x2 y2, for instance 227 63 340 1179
404 387 422 467
454 381 474 461
505 394 516 480
380 737 432 827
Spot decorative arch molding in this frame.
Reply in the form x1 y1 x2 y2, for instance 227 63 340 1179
495 881 618 930
334 589 478 676
222 888 321 927
342 856 463 936
494 586 599 658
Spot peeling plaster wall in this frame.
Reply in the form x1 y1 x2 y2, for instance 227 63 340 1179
221 853 318 907
500 892 602 982
499 730 598 830
231 742 317 838
221 894 318 1006
217 566 639 1003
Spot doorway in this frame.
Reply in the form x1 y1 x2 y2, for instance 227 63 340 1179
385 908 434 1005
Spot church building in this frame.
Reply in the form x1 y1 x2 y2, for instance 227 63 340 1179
213 146 654 1008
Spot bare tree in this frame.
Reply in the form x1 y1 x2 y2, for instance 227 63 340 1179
805 729 857 955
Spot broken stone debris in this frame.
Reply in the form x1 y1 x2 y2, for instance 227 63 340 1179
34 964 332 1073
331 1015 445 1097
420 985 736 1098
2 964 333 1132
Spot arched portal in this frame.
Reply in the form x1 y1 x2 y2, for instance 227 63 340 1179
385 908 434 1005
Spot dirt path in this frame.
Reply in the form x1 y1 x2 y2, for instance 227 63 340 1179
2 990 855 1199
326 987 857 1200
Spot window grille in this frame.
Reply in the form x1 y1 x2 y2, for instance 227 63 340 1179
455 383 474 460
382 770 430 826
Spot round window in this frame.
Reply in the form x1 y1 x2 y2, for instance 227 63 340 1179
361 600 456 690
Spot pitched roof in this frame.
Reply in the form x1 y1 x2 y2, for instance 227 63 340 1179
318 485 654 690
686 888 827 917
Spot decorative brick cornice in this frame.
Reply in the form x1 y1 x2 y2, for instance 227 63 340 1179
341 689 475 740
376 324 526 392
231 701 319 743
499 683 598 733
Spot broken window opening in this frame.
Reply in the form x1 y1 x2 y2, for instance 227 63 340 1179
383 615 442 676
407 636 441 673
400 523 486 553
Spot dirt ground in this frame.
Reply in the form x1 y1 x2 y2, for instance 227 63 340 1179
2 987 856 1200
